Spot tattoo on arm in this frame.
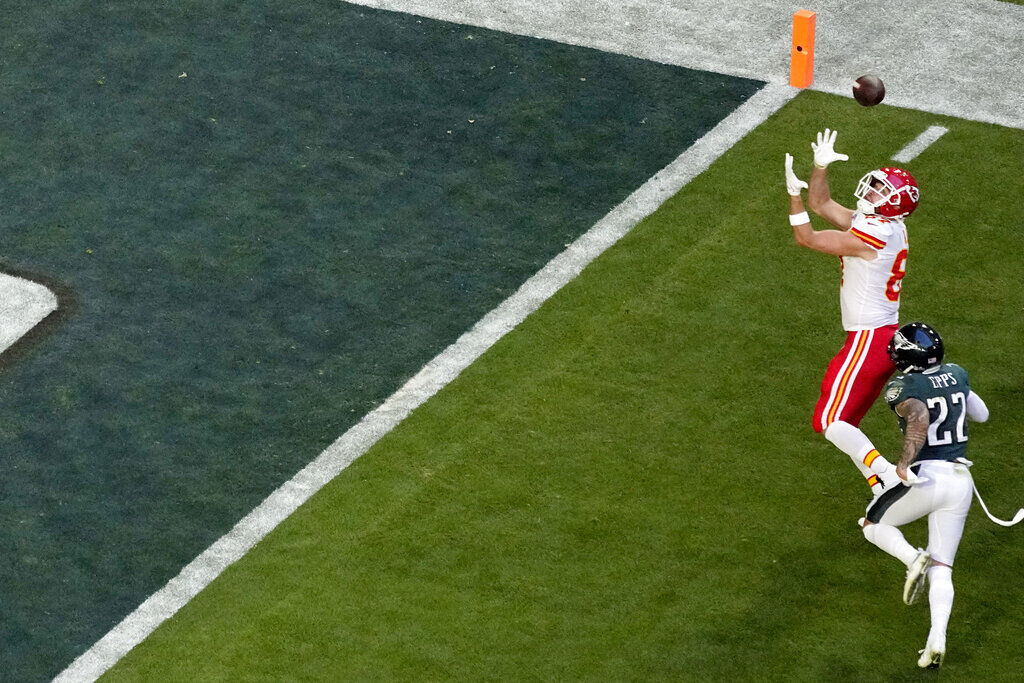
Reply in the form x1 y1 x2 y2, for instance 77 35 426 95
895 398 929 469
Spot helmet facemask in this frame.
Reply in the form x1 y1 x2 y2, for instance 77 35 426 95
854 170 895 214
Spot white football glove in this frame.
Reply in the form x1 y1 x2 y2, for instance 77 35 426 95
784 153 807 196
811 128 849 168
900 468 929 487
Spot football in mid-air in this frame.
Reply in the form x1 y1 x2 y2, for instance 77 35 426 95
853 75 885 106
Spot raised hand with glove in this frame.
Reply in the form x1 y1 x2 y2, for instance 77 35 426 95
784 152 807 197
811 127 849 169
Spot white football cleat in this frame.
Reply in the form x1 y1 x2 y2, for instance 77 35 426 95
917 642 945 668
903 548 931 605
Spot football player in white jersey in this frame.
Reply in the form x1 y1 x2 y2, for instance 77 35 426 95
784 129 921 497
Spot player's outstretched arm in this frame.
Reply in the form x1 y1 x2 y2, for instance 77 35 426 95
894 398 929 479
807 129 855 230
785 152 875 259
790 217 878 259
785 152 812 230
967 390 989 422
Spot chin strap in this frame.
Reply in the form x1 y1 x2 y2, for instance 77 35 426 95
957 458 1024 527
856 199 876 215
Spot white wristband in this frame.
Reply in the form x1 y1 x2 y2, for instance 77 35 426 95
789 211 810 226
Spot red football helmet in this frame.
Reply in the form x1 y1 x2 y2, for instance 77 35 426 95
854 167 919 218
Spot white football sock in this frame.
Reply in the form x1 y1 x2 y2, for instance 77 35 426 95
926 565 954 649
825 420 894 475
863 523 919 567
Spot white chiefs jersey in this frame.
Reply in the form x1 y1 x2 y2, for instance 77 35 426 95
839 212 909 331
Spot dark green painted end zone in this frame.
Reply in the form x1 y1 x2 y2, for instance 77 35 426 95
0 1 762 679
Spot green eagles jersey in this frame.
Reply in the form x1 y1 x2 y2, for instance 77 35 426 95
884 363 971 462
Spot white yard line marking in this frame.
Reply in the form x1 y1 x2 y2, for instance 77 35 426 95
0 274 57 353
892 125 949 163
54 81 797 682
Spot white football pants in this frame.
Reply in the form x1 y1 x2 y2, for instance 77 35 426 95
865 460 974 566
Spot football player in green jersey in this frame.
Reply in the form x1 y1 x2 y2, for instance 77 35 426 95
859 322 990 669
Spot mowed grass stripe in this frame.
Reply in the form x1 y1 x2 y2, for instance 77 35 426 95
108 92 1024 680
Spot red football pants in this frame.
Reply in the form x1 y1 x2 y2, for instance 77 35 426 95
813 325 898 433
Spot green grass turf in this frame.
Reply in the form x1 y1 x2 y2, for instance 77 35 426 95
106 92 1024 680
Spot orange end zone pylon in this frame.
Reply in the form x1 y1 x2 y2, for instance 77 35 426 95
790 9 816 88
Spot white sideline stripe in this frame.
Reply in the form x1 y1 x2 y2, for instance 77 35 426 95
54 81 796 682
892 125 949 163
0 273 58 353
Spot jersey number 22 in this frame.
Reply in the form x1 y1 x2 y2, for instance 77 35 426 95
926 392 967 446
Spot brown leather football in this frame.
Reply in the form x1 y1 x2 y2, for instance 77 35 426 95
853 75 885 106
